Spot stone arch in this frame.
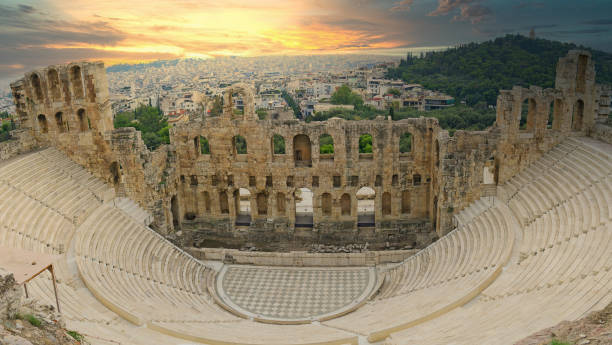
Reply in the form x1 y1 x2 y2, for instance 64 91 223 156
70 65 84 99
219 191 229 214
293 134 312 166
520 98 536 131
435 140 440 167
357 187 375 226
37 114 48 133
399 132 412 153
47 69 61 101
55 112 67 133
319 133 334 155
233 135 247 155
30 73 43 102
382 192 391 216
321 193 332 216
222 83 255 119
256 192 268 216
572 99 584 131
295 187 313 227
199 136 210 154
77 108 89 131
401 190 411 214
272 134 285 154
276 192 286 215
359 133 373 154
341 193 351 216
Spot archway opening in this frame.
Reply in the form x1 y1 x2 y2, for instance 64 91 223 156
321 193 332 216
219 191 229 214
47 69 60 101
235 188 251 225
30 73 43 102
341 193 351 216
319 134 334 159
293 134 312 167
233 135 247 155
359 134 373 154
77 109 89 131
552 99 563 130
201 191 211 214
401 190 411 214
70 65 83 99
399 132 412 153
109 162 120 185
572 99 584 131
55 112 66 133
295 188 313 227
272 134 285 154
520 98 536 131
382 192 391 216
200 136 210 154
357 187 375 227
170 196 180 228
257 192 268 216
276 192 286 215
37 114 48 134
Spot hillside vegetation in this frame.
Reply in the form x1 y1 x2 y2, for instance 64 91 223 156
386 34 612 106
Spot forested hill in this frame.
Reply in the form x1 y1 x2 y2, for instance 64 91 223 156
386 34 612 106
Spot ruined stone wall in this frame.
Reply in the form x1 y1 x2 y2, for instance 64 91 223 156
7 50 610 249
0 129 38 162
170 104 439 249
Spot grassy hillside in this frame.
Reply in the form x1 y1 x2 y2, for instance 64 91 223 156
386 34 612 106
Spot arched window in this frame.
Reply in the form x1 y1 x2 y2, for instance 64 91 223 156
70 65 84 99
55 112 67 133
37 114 48 133
233 135 247 154
359 134 373 154
272 134 285 154
219 191 229 214
276 192 286 215
47 69 60 101
199 136 210 154
572 99 584 131
293 134 312 166
341 193 351 216
399 132 412 153
401 190 411 214
321 193 332 216
319 134 334 156
357 187 375 226
77 109 89 131
295 188 313 227
257 192 268 216
30 73 43 102
170 195 180 227
520 98 536 131
382 192 391 216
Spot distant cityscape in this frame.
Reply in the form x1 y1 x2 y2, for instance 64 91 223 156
0 54 455 122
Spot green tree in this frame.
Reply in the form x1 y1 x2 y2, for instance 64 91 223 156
256 109 268 120
359 134 372 153
272 134 285 154
113 105 168 150
331 85 363 108
319 134 334 154
281 91 301 118
208 95 223 117
387 88 401 97
200 136 210 154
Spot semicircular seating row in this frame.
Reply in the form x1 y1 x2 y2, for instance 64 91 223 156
383 137 612 345
0 136 610 345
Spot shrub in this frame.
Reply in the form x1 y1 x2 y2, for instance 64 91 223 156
67 330 84 341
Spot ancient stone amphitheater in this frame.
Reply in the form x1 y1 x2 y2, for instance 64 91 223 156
1 51 611 344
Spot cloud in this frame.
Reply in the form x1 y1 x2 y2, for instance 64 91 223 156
390 0 413 12
429 0 492 24
18 4 36 14
552 28 609 35
581 19 612 25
